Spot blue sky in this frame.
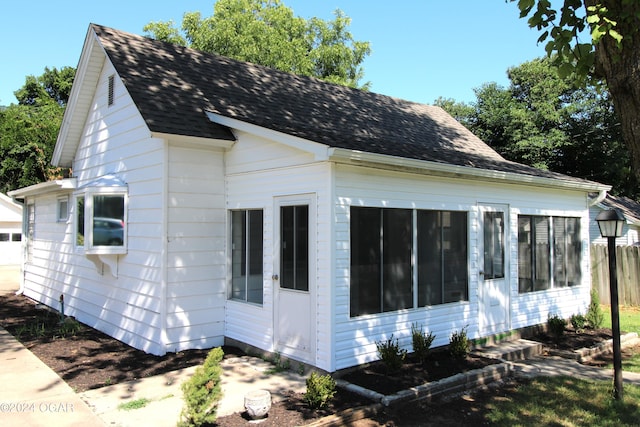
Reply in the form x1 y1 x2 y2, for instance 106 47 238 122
0 1 549 106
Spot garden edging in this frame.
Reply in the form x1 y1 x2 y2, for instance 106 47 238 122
547 332 639 362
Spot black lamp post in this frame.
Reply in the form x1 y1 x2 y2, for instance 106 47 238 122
595 208 626 400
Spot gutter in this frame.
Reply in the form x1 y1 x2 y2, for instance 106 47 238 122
327 148 611 193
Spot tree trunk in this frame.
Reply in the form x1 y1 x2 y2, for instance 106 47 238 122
586 0 640 182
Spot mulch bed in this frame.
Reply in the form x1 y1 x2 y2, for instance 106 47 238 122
0 291 633 426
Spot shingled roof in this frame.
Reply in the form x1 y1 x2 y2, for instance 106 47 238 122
91 24 601 184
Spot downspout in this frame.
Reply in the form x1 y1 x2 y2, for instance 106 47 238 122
589 189 608 206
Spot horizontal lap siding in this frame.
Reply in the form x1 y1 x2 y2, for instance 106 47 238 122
333 165 592 371
22 61 166 354
165 145 226 352
225 132 333 370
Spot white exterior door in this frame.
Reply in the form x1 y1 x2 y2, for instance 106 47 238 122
478 204 510 335
273 195 316 363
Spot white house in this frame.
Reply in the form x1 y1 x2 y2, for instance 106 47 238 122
590 194 640 246
0 193 23 266
9 24 610 372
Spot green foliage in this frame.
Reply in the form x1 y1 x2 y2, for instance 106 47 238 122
375 335 407 374
0 66 74 193
449 326 470 360
303 372 336 409
179 347 224 427
118 398 150 411
486 376 640 426
411 323 435 363
547 314 566 342
143 0 371 89
586 288 605 329
570 313 587 331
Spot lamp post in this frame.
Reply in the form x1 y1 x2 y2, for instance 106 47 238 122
595 208 626 400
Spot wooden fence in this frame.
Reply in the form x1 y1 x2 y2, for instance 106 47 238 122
591 244 640 306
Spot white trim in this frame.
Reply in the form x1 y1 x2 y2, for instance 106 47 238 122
328 148 610 192
8 178 77 199
152 131 236 150
205 112 329 160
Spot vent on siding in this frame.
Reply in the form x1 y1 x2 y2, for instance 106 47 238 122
108 75 115 106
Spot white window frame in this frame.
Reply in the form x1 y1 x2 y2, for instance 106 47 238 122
57 196 69 222
74 180 128 255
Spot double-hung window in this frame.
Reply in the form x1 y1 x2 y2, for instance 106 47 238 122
230 210 264 304
350 207 468 317
518 215 581 292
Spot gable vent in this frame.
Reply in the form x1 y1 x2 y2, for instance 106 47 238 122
107 75 115 106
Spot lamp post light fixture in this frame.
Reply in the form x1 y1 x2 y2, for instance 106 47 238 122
595 208 626 400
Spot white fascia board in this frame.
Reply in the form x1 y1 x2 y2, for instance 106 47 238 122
205 111 329 160
53 29 105 167
8 178 77 200
328 148 611 193
151 131 236 150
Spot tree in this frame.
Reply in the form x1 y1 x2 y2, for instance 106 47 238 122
0 67 74 193
143 0 371 89
437 57 635 198
512 0 640 181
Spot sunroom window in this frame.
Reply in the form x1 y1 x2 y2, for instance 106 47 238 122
350 207 468 317
75 176 127 255
230 209 264 304
518 215 581 292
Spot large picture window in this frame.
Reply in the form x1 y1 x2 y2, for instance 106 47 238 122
230 210 264 304
350 207 468 317
518 215 581 292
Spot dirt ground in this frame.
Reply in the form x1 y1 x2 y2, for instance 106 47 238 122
0 291 631 426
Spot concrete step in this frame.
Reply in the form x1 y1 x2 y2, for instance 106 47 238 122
473 339 544 361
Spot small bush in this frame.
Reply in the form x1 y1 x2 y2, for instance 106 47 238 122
58 317 82 337
375 335 407 373
548 314 566 342
449 326 470 360
178 347 224 427
411 323 435 363
570 313 587 331
304 372 336 409
585 288 604 329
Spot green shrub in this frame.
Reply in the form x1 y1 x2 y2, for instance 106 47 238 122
548 314 566 342
178 347 224 427
58 317 82 337
570 313 587 332
375 335 407 373
304 372 336 409
411 323 435 363
585 288 604 329
449 326 470 360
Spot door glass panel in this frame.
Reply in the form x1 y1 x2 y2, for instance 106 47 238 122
280 205 309 291
483 211 504 279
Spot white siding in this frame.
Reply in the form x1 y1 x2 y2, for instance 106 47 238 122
332 164 592 371
21 61 167 355
165 145 226 352
224 133 334 371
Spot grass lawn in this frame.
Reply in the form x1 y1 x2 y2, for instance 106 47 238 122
486 376 640 426
600 305 640 372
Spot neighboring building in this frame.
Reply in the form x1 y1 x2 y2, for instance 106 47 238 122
8 24 610 372
590 194 640 246
0 193 23 266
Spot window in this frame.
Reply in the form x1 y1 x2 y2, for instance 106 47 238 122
280 205 309 291
230 210 264 304
75 176 127 254
57 197 69 222
11 233 21 242
350 207 468 317
518 215 581 292
0 233 8 242
418 210 468 305
483 211 505 280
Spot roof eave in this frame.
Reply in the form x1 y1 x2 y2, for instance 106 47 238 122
8 178 78 200
328 148 610 193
